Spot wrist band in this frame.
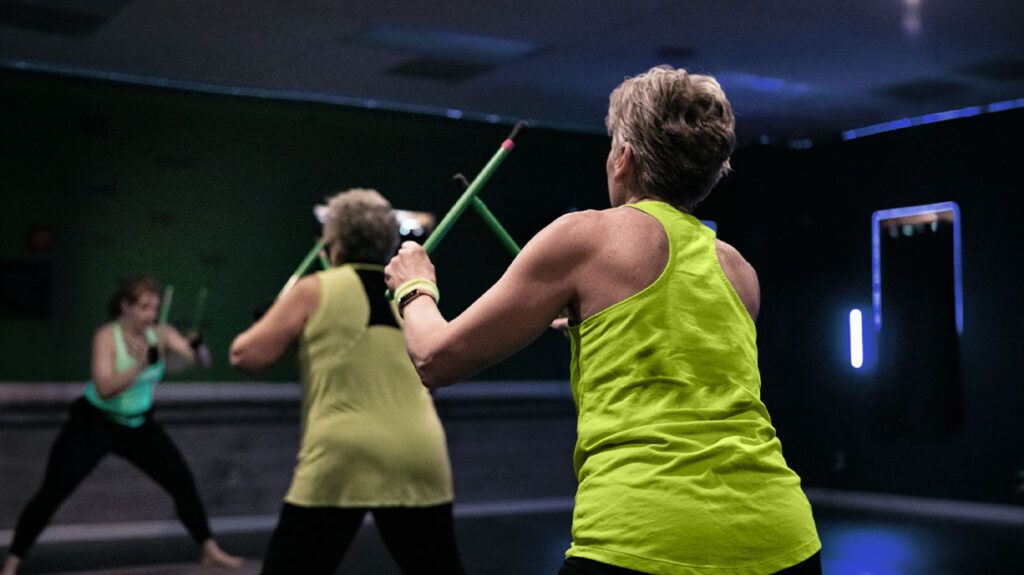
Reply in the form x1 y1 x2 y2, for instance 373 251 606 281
394 278 439 306
397 290 437 317
395 278 439 317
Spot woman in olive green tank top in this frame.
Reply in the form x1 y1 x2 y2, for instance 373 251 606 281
231 189 462 575
386 66 820 574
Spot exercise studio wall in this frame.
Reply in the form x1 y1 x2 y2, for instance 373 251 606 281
0 69 609 382
2 69 1022 506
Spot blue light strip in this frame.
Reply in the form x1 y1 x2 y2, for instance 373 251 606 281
353 25 538 63
849 309 864 368
843 99 1024 140
1 59 605 135
871 201 963 335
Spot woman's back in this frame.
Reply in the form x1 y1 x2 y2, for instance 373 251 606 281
286 265 453 508
570 203 758 324
565 201 819 574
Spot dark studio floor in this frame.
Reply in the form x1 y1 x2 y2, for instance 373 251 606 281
7 492 1023 575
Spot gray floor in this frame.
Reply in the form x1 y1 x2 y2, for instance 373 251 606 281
4 387 1023 573
10 501 1024 574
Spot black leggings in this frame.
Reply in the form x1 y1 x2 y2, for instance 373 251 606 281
261 502 464 575
9 398 212 558
559 551 822 575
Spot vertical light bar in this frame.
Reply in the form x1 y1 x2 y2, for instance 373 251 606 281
849 309 864 368
871 211 883 332
951 203 963 335
871 201 962 335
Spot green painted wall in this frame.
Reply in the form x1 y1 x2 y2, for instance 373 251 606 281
0 70 610 381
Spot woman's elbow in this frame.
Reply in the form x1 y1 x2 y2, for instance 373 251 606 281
230 352 261 373
413 352 456 389
229 343 263 373
94 385 118 401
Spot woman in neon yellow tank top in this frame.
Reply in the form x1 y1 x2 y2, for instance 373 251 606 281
2 276 242 575
385 66 821 575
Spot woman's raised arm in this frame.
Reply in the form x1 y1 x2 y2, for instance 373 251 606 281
385 211 598 388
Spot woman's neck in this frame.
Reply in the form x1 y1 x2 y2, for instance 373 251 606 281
118 319 147 336
626 194 691 214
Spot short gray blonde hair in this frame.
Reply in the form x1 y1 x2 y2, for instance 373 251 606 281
321 188 399 265
606 65 735 210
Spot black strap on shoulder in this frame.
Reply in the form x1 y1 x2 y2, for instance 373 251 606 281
355 269 399 328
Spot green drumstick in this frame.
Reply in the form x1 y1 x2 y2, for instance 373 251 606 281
422 121 526 254
278 239 326 298
386 122 526 299
453 173 521 257
159 285 174 325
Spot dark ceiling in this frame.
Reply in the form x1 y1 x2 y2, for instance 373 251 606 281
2 0 1023 144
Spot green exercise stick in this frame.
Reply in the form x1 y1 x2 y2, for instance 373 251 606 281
453 173 521 257
278 239 326 298
472 196 520 256
159 285 174 325
385 122 526 299
423 121 526 254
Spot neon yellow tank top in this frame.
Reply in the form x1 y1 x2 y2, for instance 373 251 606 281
285 264 453 507
566 201 820 574
84 323 164 428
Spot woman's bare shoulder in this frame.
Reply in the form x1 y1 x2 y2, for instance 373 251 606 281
529 210 609 256
546 208 641 241
94 322 114 338
92 322 116 353
715 239 760 320
715 239 748 265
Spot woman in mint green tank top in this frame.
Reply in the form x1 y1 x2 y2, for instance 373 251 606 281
386 66 821 575
2 276 242 575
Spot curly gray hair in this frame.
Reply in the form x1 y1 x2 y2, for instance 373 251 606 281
606 65 735 211
321 188 399 265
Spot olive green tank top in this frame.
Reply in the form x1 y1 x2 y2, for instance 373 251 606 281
566 201 820 574
84 323 164 428
285 264 453 507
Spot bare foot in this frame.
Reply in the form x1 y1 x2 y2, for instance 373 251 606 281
1 555 21 575
201 539 244 569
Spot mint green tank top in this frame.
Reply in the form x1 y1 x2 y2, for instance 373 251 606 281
566 201 820 574
84 323 164 428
